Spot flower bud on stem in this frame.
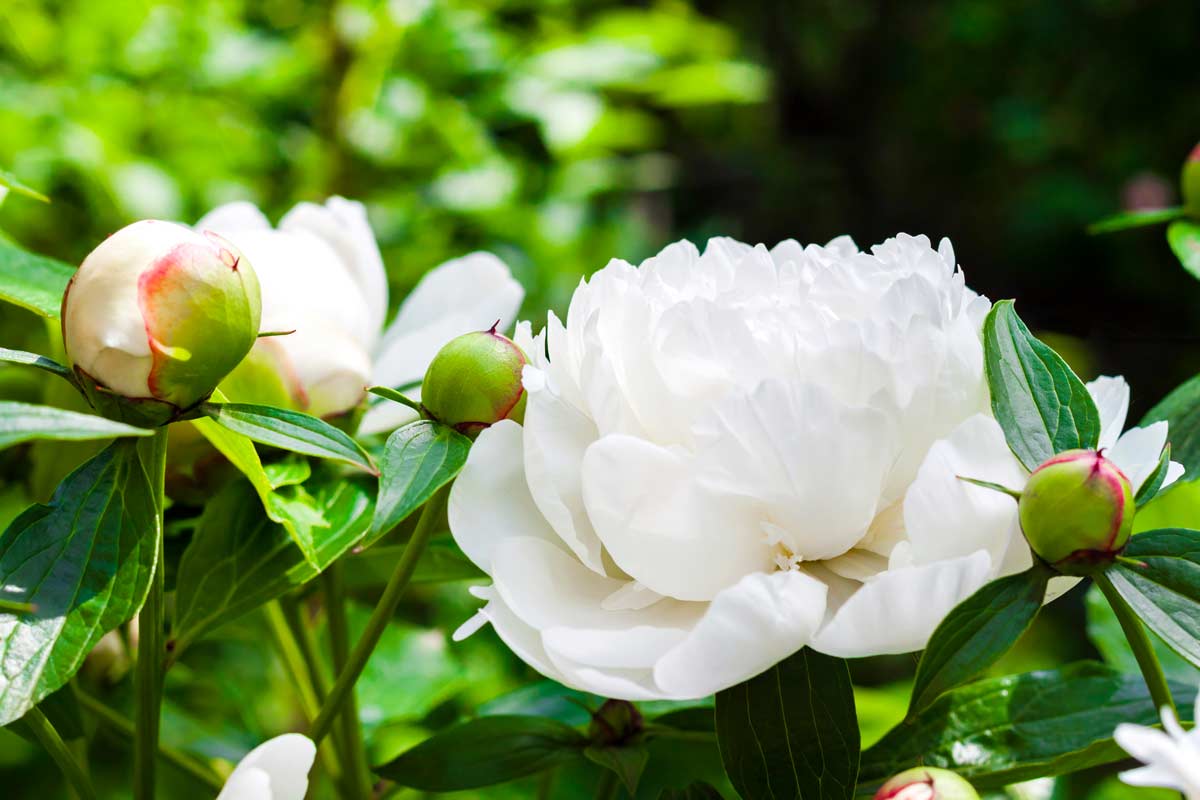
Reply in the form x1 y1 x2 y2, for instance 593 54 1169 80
421 325 527 436
874 767 979 800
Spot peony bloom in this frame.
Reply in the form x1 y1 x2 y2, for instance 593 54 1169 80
448 234 1181 700
216 734 316 800
195 198 523 427
1115 693 1200 799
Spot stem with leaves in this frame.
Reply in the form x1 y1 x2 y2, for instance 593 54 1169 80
1094 572 1178 716
310 485 448 743
323 564 372 799
134 428 169 800
25 706 97 800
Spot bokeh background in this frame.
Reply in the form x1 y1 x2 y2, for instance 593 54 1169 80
2 0 1199 798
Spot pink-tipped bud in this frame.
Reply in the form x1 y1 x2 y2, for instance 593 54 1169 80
421 327 526 437
875 768 980 800
1018 449 1134 575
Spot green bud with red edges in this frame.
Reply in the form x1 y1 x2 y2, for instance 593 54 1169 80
588 699 643 746
1183 142 1200 216
874 767 980 800
421 325 527 437
1018 448 1134 575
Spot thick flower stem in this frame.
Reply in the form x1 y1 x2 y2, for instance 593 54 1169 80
134 427 169 800
310 486 448 743
25 706 97 800
322 564 373 799
1095 572 1178 716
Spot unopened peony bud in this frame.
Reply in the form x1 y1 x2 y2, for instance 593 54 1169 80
1183 143 1200 216
62 220 261 426
421 326 526 436
875 768 980 800
1018 449 1134 575
588 699 643 746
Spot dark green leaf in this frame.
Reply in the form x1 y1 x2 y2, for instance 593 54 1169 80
859 663 1197 791
170 475 374 656
9 687 85 744
201 402 376 474
0 169 49 203
1108 528 1200 670
0 348 74 382
660 783 726 800
585 744 649 795
367 420 472 543
0 238 75 319
476 680 601 727
715 648 859 800
0 441 157 725
1168 219 1200 278
373 715 588 790
982 300 1101 470
909 564 1050 713
1087 207 1183 234
1084 584 1199 685
1136 444 1172 507
0 401 152 451
1141 373 1200 478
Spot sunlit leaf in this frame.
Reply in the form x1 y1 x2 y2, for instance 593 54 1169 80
0 401 151 451
0 239 74 319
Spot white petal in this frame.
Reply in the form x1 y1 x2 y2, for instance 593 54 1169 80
1109 422 1169 493
359 398 421 435
218 734 316 800
447 420 561 574
270 317 371 418
811 550 992 657
653 569 829 698
1089 375 1130 451
217 769 272 800
468 586 571 686
195 201 271 236
1166 461 1186 488
581 434 771 600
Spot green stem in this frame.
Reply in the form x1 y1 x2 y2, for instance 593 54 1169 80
280 597 330 701
1095 572 1178 715
134 428 169 800
0 598 36 614
594 769 619 800
24 706 97 800
75 691 223 792
310 486 447 743
323 563 373 799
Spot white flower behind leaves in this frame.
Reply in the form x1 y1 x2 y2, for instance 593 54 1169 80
1115 694 1200 799
448 233 1182 700
217 734 315 800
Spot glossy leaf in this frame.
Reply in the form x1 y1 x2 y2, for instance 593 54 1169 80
366 420 472 544
909 564 1050 713
1140 373 1200 478
0 401 152 451
660 783 726 800
373 715 588 790
0 238 75 319
170 475 373 656
859 662 1197 791
1168 219 1200 278
715 648 859 800
1084 583 1199 685
0 169 49 203
1087 206 1183 234
983 300 1100 470
585 744 649 795
0 442 157 725
1108 528 1200 669
201 401 376 473
1135 443 1172 507
0 348 75 383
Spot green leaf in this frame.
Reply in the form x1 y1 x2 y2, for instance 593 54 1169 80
1167 219 1200 278
373 715 588 791
0 238 75 319
660 783 726 800
0 169 49 203
0 401 152 451
715 648 859 800
1087 207 1184 234
368 385 423 414
859 662 1197 791
366 420 472 544
1107 528 1200 670
1141 373 1200 478
0 441 158 725
1136 444 1173 507
1084 583 1199 685
982 299 1101 470
10 687 86 745
585 744 649 795
170 475 374 656
909 564 1050 713
0 348 75 383
201 402 376 474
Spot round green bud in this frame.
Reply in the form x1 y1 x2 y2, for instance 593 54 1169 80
1018 449 1134 575
1183 142 1200 216
588 699 643 747
62 220 261 426
874 767 980 800
421 326 527 436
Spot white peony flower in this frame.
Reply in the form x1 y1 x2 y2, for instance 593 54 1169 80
216 734 316 800
448 234 1182 700
1115 694 1200 799
195 198 523 426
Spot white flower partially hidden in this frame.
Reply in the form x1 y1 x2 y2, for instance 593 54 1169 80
1115 694 1200 799
448 234 1182 700
196 199 523 425
216 734 315 800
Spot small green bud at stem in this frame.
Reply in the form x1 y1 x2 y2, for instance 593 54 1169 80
875 767 980 800
1183 142 1200 216
588 699 643 746
421 326 527 436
